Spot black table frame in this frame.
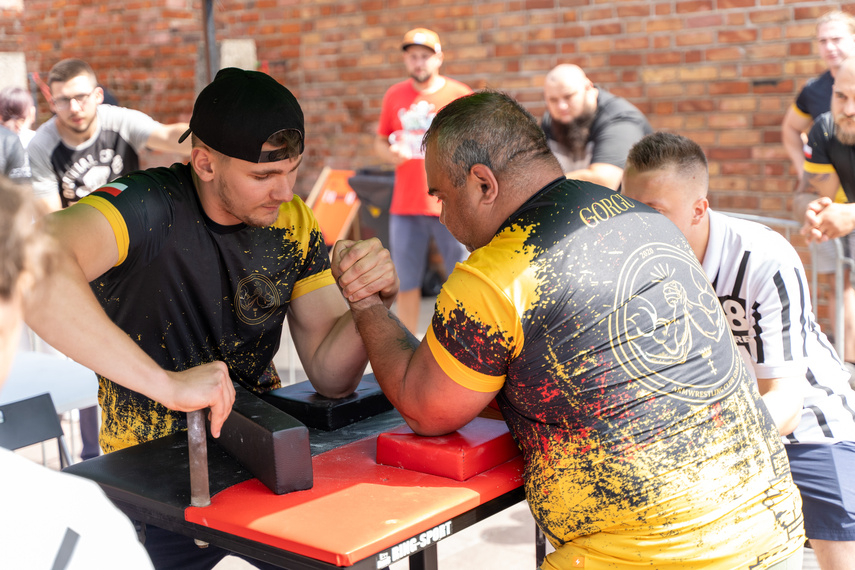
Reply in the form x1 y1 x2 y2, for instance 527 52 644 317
66 410 543 569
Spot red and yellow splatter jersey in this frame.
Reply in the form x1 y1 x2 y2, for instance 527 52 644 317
427 178 804 568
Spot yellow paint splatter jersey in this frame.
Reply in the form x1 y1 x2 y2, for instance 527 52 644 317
78 163 333 452
426 178 804 568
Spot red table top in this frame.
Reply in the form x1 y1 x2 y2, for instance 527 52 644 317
185 434 525 566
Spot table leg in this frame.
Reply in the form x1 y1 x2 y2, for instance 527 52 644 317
409 544 438 570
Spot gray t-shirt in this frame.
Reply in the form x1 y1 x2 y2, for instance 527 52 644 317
0 125 30 182
28 104 157 207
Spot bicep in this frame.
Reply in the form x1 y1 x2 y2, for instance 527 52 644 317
287 283 350 364
802 169 841 199
146 123 190 154
47 204 120 280
781 107 812 134
402 341 500 435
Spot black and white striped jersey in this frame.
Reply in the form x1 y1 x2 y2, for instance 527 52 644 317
705 209 855 443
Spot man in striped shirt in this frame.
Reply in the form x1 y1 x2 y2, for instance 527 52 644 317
624 131 855 570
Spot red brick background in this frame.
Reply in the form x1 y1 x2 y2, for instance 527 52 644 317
9 0 854 325
9 0 848 210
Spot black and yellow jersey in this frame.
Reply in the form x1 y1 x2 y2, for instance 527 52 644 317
427 177 804 569
79 163 332 452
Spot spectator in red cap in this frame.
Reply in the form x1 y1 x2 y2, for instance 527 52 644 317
374 27 472 334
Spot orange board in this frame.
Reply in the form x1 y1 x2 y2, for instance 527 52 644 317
306 167 361 248
185 435 524 566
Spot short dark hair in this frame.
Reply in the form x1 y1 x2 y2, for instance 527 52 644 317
626 132 708 174
423 90 554 188
47 58 98 87
0 87 34 122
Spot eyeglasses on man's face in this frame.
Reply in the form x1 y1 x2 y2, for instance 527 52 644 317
52 89 96 110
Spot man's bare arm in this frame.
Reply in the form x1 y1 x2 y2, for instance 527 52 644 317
146 123 192 155
756 377 803 436
566 162 625 191
287 238 399 398
24 204 235 436
349 302 498 435
332 240 495 435
793 169 840 220
781 107 812 177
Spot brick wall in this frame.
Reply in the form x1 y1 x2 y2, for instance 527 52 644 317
10 0 850 211
9 0 852 326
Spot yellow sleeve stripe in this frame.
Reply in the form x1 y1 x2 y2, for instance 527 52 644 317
803 161 838 174
425 326 505 393
791 103 811 121
77 195 130 266
291 269 335 300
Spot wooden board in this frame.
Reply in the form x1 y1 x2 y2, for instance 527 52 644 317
305 166 361 248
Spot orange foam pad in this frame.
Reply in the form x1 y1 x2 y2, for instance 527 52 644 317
375 417 521 481
185 435 524 566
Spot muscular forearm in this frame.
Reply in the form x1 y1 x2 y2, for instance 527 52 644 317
782 130 806 177
24 251 172 403
301 311 370 399
349 300 426 425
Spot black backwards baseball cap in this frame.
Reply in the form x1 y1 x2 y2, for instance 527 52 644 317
178 67 304 163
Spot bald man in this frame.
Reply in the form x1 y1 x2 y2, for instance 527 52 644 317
541 64 651 190
625 131 855 570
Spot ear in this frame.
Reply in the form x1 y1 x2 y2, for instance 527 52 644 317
469 164 499 206
93 86 105 106
692 197 709 225
191 147 216 182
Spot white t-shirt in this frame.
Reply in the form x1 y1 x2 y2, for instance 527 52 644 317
704 209 855 443
0 448 153 569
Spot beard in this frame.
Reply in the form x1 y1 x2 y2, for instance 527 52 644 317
410 70 431 84
60 113 96 134
550 110 596 161
214 174 280 228
834 113 855 146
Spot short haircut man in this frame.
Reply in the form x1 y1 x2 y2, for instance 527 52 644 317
625 131 855 569
782 10 855 177
334 91 805 568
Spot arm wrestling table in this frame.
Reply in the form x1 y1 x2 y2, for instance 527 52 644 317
63 407 531 569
